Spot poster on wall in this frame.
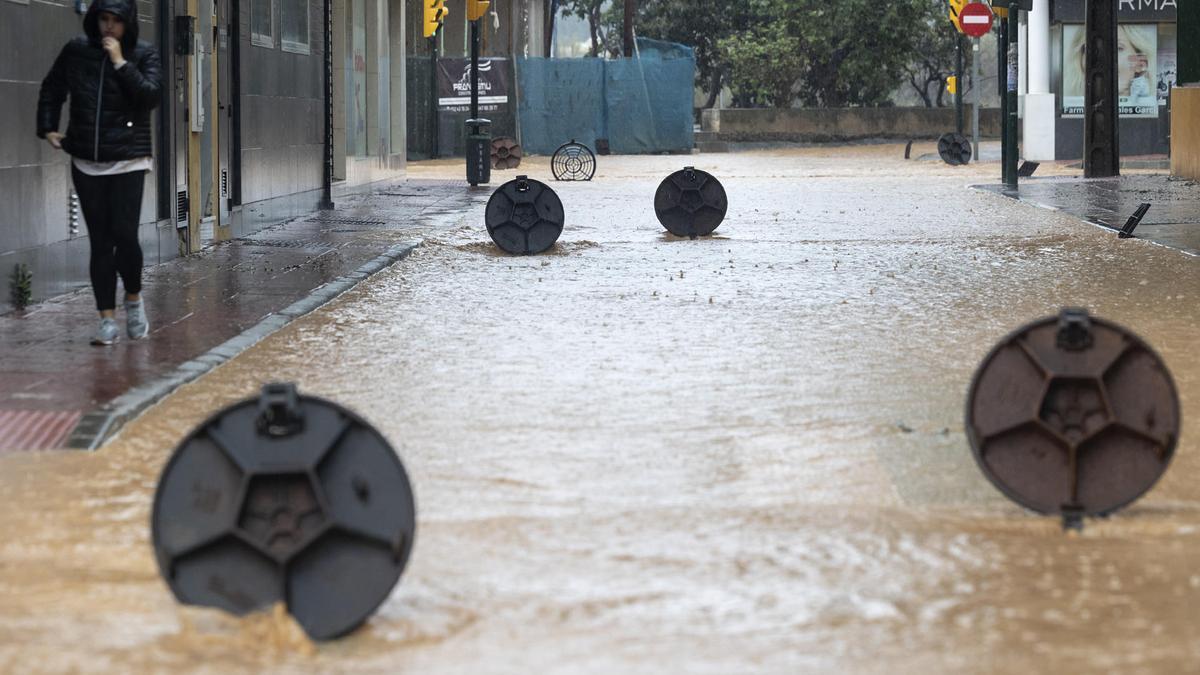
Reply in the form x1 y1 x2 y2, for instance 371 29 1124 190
1062 24 1158 117
1157 25 1177 105
437 58 510 113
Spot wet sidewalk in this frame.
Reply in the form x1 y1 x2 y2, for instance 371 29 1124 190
976 173 1200 255
0 179 472 452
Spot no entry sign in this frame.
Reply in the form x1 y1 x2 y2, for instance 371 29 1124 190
959 2 994 37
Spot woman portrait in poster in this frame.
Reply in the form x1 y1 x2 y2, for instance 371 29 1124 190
1063 24 1157 114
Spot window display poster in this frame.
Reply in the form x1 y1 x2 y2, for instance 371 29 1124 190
1158 25 1177 105
1062 24 1158 117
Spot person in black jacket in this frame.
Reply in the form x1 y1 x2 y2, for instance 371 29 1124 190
37 0 161 345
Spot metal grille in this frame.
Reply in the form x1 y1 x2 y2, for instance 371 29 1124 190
221 169 228 197
176 189 188 222
234 238 330 249
307 217 387 226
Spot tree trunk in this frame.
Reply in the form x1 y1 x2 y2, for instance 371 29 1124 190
703 70 722 109
910 72 932 108
623 0 635 57
587 8 600 56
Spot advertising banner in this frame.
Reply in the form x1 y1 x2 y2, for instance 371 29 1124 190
1053 0 1177 23
1062 24 1158 117
1157 24 1177 105
437 58 510 113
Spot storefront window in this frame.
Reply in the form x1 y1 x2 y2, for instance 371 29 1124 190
252 0 275 47
1157 24 1178 102
1062 23 1160 117
281 0 309 54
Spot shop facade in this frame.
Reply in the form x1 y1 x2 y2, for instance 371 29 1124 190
1048 0 1178 159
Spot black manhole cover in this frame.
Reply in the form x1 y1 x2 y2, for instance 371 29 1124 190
551 140 596 181
937 133 972 166
151 383 416 641
966 309 1179 518
484 175 565 255
654 167 728 239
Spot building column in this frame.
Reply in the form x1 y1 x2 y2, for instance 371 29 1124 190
365 0 383 159
332 0 347 180
1181 0 1200 85
1171 0 1200 179
1023 0 1055 160
389 0 407 167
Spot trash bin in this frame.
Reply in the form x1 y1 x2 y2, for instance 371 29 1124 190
466 118 492 186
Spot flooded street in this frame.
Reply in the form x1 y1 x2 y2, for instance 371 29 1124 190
2 146 1199 673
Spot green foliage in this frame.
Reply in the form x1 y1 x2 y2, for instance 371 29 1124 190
558 0 612 57
629 0 756 106
10 263 33 310
719 22 803 108
905 0 961 107
630 0 946 108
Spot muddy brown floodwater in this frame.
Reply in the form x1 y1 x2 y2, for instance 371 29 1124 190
2 146 1199 674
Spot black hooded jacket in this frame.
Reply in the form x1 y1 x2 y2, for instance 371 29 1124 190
36 0 162 162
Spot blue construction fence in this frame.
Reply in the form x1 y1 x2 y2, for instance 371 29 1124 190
515 39 696 155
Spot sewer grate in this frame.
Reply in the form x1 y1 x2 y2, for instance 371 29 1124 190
234 238 331 249
307 217 388 226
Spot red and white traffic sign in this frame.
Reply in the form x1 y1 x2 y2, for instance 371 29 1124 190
959 2 994 38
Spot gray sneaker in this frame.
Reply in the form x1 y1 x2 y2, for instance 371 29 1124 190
91 317 119 346
125 298 149 339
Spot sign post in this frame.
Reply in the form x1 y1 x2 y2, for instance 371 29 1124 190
958 3 993 161
973 39 981 161
948 0 967 135
956 35 964 134
430 35 438 159
424 0 449 159
1005 6 1019 186
994 0 1031 187
466 0 492 185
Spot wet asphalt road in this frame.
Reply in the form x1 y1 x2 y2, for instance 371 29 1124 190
1 146 1198 674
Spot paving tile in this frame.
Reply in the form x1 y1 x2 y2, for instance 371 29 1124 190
977 175 1200 254
0 180 468 451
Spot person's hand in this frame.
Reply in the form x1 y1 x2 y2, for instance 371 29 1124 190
46 132 65 150
102 37 124 66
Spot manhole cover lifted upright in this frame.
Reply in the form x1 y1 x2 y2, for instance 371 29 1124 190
484 175 565 255
937 132 973 166
151 383 417 641
491 137 523 170
965 309 1180 519
654 167 728 239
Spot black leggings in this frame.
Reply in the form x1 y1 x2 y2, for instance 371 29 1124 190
72 166 145 312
